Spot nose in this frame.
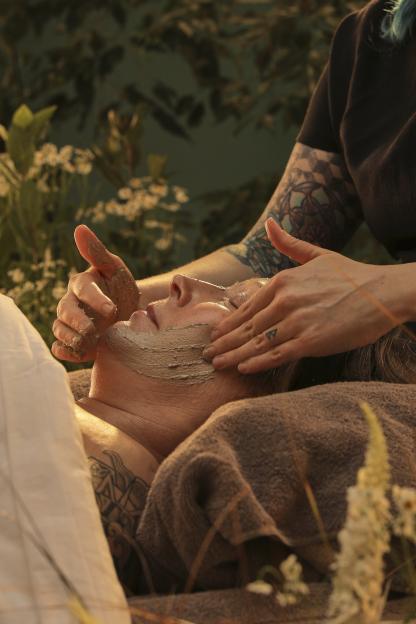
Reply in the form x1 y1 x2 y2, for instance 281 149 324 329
169 275 193 307
169 275 226 307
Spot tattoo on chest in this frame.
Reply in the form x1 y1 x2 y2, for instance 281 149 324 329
88 450 148 595
227 144 362 277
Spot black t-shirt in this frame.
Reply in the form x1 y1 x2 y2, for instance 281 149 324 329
296 0 416 262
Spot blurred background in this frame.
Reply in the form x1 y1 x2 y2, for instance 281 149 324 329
0 0 396 361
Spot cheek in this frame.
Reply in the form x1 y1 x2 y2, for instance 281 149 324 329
173 302 230 327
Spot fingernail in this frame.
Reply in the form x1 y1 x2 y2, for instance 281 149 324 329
238 363 249 373
202 346 216 361
102 302 116 317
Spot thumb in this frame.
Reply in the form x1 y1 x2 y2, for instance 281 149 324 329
265 218 330 265
74 224 124 276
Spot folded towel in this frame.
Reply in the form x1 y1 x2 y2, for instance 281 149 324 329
135 380 416 594
68 367 92 400
128 584 415 624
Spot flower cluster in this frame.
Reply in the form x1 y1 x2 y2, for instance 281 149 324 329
83 176 189 252
275 554 310 607
85 177 188 222
0 144 94 196
1 249 76 346
246 554 309 607
327 401 391 624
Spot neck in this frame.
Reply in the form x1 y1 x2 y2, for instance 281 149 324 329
77 388 207 461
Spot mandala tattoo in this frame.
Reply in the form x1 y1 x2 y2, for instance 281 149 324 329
88 450 148 595
227 143 363 277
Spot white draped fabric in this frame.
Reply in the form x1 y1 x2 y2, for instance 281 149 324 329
0 295 130 623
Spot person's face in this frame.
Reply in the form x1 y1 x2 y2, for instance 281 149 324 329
127 275 268 333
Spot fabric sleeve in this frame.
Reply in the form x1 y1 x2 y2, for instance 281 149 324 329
296 11 360 153
296 62 339 152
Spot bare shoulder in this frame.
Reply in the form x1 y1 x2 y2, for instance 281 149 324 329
227 142 363 277
74 402 159 486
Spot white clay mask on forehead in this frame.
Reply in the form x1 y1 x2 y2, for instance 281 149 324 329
104 323 215 384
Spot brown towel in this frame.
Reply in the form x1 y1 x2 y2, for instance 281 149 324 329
135 381 416 594
128 585 415 623
68 368 92 400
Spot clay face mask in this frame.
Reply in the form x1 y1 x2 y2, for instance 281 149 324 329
104 323 215 384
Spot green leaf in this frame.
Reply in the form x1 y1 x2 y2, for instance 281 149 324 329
0 125 8 142
12 104 34 129
7 125 35 176
147 153 168 180
31 106 57 143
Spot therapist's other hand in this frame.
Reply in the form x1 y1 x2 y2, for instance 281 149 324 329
51 224 140 362
204 218 409 374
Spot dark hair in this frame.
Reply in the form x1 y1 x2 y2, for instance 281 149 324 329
267 322 416 394
380 0 416 44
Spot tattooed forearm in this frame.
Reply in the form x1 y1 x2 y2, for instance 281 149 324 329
88 450 148 595
227 143 363 277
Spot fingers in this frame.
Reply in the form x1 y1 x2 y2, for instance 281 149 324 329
64 276 117 323
51 340 96 363
238 338 303 374
210 322 290 371
210 277 278 341
52 318 85 352
74 224 124 277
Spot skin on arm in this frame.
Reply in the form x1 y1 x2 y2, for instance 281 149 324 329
52 142 362 361
138 142 363 301
227 142 363 276
75 404 159 595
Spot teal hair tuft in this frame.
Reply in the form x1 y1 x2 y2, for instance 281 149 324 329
380 0 416 43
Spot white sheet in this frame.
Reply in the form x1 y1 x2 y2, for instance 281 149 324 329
0 295 130 623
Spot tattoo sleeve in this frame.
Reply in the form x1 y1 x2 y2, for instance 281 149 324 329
88 450 149 596
227 143 363 277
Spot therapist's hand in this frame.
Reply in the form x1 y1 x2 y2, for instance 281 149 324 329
203 218 410 374
51 225 140 362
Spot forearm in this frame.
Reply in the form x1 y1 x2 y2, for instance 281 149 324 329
138 245 257 305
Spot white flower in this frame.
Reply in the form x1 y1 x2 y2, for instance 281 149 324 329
76 161 92 175
142 194 159 210
58 145 73 164
173 186 189 203
154 237 171 251
245 580 273 596
274 554 309 607
7 268 25 284
118 187 133 200
149 183 168 197
392 485 416 542
129 177 142 189
144 219 161 229
164 202 181 212
327 402 390 624
41 143 59 167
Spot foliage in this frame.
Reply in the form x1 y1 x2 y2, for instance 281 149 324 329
0 104 191 353
0 0 365 137
247 402 416 622
0 0 394 267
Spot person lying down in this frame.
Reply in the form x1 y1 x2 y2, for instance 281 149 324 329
73 272 279 595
